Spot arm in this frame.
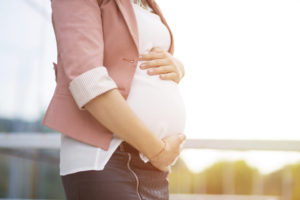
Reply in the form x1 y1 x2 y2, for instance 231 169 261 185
51 0 165 159
85 89 186 173
84 88 165 159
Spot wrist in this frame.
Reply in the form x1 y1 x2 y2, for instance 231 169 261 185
148 140 166 161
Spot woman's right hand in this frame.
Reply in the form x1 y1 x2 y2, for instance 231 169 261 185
149 133 186 172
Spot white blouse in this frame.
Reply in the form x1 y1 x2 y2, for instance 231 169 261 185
59 0 186 176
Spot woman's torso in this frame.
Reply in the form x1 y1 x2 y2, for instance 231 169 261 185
59 0 186 175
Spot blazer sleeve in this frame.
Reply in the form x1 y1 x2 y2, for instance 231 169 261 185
51 0 118 110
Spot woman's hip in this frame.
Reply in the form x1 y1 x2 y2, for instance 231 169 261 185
60 141 169 200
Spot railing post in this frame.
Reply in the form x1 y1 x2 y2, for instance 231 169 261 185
194 171 206 194
281 166 292 200
252 170 264 195
222 161 235 194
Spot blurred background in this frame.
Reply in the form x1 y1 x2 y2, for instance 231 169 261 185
0 0 299 199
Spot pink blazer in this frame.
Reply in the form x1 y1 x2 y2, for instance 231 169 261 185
42 0 174 150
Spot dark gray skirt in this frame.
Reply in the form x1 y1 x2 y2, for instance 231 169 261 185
60 141 169 200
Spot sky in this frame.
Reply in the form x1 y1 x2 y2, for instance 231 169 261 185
0 0 299 174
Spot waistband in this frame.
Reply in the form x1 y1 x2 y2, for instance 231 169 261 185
117 141 140 155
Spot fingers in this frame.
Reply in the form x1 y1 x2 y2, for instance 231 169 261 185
139 46 169 61
178 134 186 142
139 52 166 61
162 166 169 172
162 134 186 145
166 134 185 157
157 165 171 173
176 134 186 152
151 46 164 52
159 71 179 83
151 158 170 172
162 166 170 173
145 65 173 76
179 139 186 149
150 134 186 171
140 59 169 69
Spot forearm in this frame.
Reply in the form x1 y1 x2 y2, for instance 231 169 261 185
84 88 164 159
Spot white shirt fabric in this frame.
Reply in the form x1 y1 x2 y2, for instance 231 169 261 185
59 0 186 176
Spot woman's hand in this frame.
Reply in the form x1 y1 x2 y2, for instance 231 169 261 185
149 133 186 172
138 47 185 84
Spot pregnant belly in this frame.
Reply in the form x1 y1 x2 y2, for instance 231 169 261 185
126 63 186 139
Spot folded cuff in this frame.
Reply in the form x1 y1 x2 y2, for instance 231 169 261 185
69 66 118 110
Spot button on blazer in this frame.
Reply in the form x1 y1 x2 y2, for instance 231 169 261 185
42 0 175 150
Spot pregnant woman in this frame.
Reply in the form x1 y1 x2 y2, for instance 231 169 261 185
42 0 186 199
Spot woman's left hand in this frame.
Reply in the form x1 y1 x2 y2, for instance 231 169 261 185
138 47 185 84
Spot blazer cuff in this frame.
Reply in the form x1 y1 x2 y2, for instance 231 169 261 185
69 66 118 110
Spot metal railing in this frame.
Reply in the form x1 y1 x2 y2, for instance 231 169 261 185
1 133 300 151
1 133 299 200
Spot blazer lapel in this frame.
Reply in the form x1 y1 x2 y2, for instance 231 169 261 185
115 0 174 55
115 0 139 53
